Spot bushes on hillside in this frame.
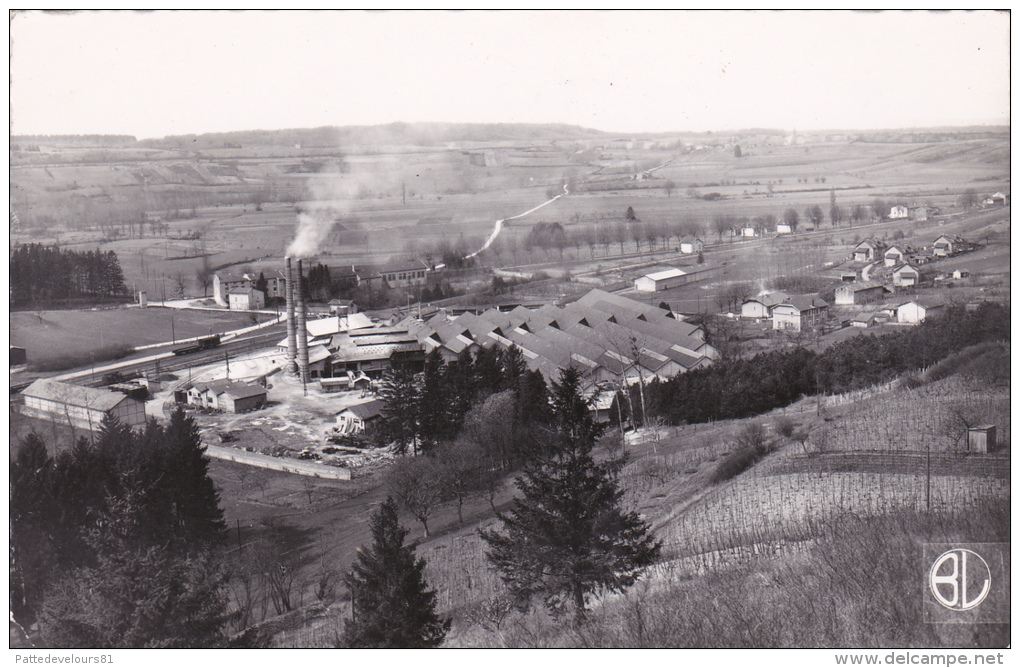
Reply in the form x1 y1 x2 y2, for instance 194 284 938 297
648 303 1010 426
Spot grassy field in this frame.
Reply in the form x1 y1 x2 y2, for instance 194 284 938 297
10 306 270 367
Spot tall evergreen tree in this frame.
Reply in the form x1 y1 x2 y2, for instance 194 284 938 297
379 365 420 454
481 367 661 623
10 434 58 626
417 350 450 449
342 498 450 648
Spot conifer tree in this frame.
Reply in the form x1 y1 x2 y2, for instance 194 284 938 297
161 408 226 545
417 349 450 448
481 367 661 624
379 365 420 454
342 498 450 648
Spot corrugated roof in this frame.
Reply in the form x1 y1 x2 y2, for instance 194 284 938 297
24 379 135 412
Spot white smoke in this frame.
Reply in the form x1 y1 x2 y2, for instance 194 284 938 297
287 211 335 258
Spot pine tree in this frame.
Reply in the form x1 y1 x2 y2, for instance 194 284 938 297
481 367 661 624
342 498 450 648
161 408 226 545
379 365 420 454
37 494 229 649
10 434 57 627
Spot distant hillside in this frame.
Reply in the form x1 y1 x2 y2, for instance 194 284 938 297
134 122 612 150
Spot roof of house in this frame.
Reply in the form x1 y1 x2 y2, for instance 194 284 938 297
23 379 134 411
221 383 267 400
892 263 919 274
340 399 386 420
774 296 829 312
228 287 263 297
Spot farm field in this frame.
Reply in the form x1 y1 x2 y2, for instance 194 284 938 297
10 306 272 366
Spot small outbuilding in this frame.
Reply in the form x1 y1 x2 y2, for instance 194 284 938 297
335 399 385 435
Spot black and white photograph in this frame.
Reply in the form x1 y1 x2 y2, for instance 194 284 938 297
8 10 1011 660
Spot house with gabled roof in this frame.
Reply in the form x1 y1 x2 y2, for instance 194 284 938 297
892 263 920 287
933 235 955 258
897 299 945 325
853 240 884 263
335 399 386 435
884 246 906 267
740 291 789 319
772 296 830 332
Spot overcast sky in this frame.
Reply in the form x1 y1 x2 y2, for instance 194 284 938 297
10 10 1010 139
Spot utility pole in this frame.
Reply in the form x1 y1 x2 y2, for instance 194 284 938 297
171 315 176 343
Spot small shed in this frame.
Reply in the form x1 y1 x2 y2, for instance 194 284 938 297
10 345 27 366
335 399 385 435
967 426 997 454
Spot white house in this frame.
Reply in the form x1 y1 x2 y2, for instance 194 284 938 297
228 287 265 311
889 205 909 219
853 240 882 263
741 227 757 238
952 269 970 280
834 283 889 306
897 300 945 325
892 263 920 287
740 291 789 319
776 223 793 235
884 246 906 267
634 268 687 292
933 235 955 258
772 296 830 332
213 270 286 307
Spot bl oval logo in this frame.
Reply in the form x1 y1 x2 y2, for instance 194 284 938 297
928 548 991 611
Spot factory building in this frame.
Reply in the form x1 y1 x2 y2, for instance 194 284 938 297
21 379 146 431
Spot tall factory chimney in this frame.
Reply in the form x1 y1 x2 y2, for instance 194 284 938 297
296 259 310 385
284 257 298 375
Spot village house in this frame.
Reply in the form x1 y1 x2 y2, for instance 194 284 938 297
772 296 830 332
335 399 385 435
884 246 906 267
952 269 970 280
909 205 936 221
213 270 286 307
775 223 793 235
888 205 909 220
740 291 789 319
741 226 757 238
933 235 956 258
228 287 265 311
892 263 920 287
853 240 883 263
21 379 147 431
897 300 945 325
834 283 890 306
